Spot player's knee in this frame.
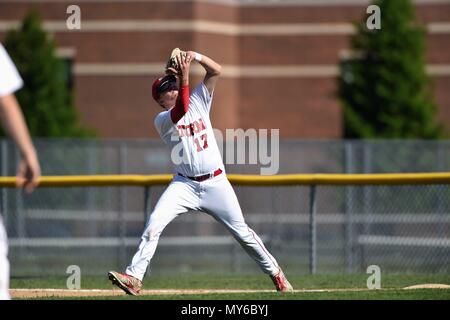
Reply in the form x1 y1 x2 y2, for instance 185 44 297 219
143 224 163 241
231 227 254 244
240 232 254 244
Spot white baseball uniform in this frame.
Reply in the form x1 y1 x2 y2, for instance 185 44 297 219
125 82 280 280
0 43 24 300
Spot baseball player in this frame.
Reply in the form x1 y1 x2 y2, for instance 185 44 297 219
108 50 293 295
0 43 41 300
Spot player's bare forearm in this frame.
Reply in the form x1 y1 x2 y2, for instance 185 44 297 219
0 94 36 161
187 51 222 94
199 55 222 94
0 94 41 192
199 55 222 77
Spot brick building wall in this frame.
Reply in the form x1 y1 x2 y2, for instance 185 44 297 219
0 0 449 138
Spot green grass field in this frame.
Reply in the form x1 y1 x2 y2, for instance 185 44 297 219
10 274 450 300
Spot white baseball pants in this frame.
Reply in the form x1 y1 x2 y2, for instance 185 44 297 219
0 216 10 300
125 173 280 281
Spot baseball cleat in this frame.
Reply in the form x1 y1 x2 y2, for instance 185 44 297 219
108 271 142 296
271 268 294 292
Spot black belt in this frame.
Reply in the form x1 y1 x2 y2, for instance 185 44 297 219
178 168 223 182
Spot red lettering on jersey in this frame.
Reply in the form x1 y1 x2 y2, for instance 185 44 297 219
194 134 208 153
194 137 202 152
177 118 209 153
192 122 199 134
181 124 189 136
177 125 184 137
189 123 195 135
177 118 207 137
197 118 206 131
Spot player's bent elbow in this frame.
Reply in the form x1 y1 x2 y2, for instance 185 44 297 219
215 65 222 76
207 63 222 77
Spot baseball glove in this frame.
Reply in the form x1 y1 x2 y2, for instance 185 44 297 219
165 48 187 76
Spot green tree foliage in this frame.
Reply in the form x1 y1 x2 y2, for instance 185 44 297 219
3 11 95 137
339 0 445 139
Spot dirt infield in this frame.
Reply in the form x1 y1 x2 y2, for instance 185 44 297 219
403 284 450 289
11 288 373 298
11 284 450 298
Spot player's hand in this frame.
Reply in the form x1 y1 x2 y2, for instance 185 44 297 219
16 153 41 194
185 51 197 62
176 53 191 85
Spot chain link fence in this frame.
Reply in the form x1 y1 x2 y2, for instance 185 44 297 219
1 139 450 277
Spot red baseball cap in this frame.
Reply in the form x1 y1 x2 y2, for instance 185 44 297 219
152 75 177 101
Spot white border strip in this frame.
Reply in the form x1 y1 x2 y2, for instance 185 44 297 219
23 209 450 224
9 235 450 248
73 63 450 77
358 235 450 247
73 64 340 77
55 47 76 58
0 21 449 35
8 236 247 247
74 63 165 75
0 21 351 35
427 64 450 76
